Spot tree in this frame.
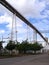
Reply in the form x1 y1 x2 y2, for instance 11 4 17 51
0 41 3 55
5 40 16 54
15 41 43 54
0 41 3 50
15 41 20 50
21 40 29 53
32 42 43 53
17 40 29 54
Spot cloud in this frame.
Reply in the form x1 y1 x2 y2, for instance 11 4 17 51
0 0 49 47
0 12 25 30
33 20 49 30
6 0 45 18
0 12 28 36
0 30 5 34
0 13 12 24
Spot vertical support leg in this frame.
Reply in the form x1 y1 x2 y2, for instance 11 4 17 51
26 25 28 41
33 30 37 43
11 13 14 41
14 13 17 44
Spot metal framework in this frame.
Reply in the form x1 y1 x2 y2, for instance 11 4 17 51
0 0 48 43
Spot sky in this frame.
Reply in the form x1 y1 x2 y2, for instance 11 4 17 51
0 0 49 47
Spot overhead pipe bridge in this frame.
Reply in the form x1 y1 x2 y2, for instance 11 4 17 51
0 0 48 43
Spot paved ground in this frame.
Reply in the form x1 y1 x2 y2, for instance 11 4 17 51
0 54 49 65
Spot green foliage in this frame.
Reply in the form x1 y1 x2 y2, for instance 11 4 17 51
5 40 43 54
32 42 43 53
16 41 43 54
5 40 16 51
17 40 30 53
15 42 20 50
0 41 3 50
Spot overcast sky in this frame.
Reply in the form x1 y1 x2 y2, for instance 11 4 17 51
0 0 49 47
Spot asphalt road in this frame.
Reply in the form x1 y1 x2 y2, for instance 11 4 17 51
0 54 49 65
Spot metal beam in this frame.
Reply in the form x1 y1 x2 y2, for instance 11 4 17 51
0 0 48 43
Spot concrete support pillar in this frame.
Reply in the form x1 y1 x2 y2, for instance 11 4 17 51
33 30 37 42
45 37 48 45
11 13 14 41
